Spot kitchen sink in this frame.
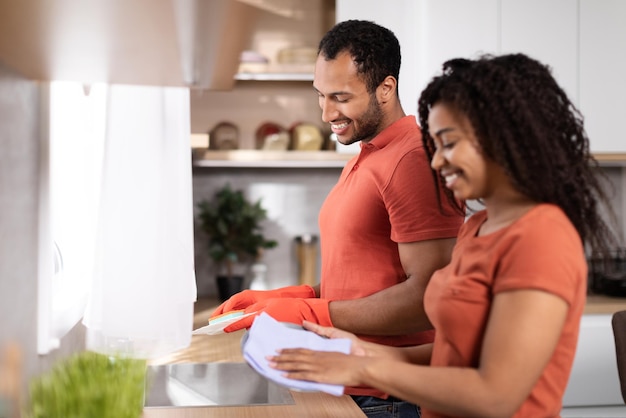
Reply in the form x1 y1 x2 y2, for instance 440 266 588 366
143 362 294 408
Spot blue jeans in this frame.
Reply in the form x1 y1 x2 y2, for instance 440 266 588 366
351 395 421 418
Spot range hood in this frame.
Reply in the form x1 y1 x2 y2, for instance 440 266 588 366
0 0 287 90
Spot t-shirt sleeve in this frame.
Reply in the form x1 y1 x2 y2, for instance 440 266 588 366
492 209 586 305
386 149 463 243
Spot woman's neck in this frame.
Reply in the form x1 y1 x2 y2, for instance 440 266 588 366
479 194 537 236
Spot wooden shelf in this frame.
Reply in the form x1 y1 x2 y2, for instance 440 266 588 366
585 294 626 314
192 150 354 168
594 153 626 166
234 72 313 81
234 63 315 82
191 150 626 169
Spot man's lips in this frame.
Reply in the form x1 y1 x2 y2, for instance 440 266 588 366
330 121 350 135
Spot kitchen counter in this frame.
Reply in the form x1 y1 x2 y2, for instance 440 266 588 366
142 294 626 418
142 300 366 418
584 293 626 314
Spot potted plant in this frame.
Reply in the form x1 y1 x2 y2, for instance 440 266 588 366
196 184 277 301
25 351 146 418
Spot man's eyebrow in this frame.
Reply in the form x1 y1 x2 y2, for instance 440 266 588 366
312 86 351 97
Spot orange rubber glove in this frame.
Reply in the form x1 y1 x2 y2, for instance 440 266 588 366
222 297 332 333
210 285 316 318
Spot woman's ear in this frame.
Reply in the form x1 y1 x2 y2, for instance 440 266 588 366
377 76 397 104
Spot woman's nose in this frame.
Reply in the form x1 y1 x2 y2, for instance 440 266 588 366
431 147 444 171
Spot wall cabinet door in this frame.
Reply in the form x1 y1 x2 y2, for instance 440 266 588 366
417 0 499 102
501 0 579 104
336 0 499 116
562 314 623 406
579 0 626 153
338 0 626 155
336 0 422 115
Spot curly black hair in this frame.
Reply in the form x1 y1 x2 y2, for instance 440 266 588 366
318 19 401 94
418 53 616 255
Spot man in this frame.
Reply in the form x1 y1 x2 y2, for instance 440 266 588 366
211 20 464 417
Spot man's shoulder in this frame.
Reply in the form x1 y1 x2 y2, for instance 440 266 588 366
387 116 422 141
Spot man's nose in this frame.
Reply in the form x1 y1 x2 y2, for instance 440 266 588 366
320 98 337 123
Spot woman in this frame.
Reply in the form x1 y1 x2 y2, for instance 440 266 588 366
268 53 617 418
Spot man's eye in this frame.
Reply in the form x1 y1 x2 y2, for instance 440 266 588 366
335 97 348 103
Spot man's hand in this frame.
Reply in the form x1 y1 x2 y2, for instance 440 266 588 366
223 298 332 333
210 285 316 318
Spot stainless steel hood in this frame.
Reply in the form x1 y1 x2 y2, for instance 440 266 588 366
0 0 274 89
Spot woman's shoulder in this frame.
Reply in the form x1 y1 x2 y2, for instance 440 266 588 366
519 203 575 233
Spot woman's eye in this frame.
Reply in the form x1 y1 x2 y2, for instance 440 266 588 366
442 141 455 149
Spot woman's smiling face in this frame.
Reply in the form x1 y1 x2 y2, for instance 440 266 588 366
427 103 495 201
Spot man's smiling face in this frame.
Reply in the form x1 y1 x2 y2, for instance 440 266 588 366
314 51 384 145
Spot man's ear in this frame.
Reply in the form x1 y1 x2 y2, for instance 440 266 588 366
377 75 397 104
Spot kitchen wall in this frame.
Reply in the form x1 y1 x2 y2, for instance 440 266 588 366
191 163 626 299
190 0 340 295
190 72 626 297
189 0 626 296
192 166 342 295
0 62 86 399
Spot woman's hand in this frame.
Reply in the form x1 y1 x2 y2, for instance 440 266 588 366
268 348 373 387
267 321 389 387
301 320 368 356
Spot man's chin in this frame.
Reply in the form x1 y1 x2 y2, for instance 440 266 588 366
337 136 359 146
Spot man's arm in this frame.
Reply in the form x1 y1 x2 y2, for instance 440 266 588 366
328 237 456 336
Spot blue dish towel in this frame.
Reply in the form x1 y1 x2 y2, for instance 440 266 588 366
242 312 351 396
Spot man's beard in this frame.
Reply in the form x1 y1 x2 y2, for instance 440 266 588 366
344 95 384 145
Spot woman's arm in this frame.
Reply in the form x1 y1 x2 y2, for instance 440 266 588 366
301 320 433 365
272 289 568 418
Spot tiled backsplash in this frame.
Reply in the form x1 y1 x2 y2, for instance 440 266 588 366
193 166 342 296
597 166 626 245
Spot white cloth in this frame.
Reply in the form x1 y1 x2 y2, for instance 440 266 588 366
83 84 196 359
242 313 351 396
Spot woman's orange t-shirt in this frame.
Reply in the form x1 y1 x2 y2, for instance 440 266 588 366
423 204 587 418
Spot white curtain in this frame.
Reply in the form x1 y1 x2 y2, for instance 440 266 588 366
83 85 197 359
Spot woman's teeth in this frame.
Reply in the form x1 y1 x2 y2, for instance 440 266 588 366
444 173 459 186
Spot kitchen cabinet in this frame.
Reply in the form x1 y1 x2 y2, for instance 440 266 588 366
336 0 424 116
563 313 622 407
414 0 578 107
501 0 626 154
500 0 626 154
338 0 626 157
500 0 578 104
579 0 626 153
415 0 499 98
193 0 626 168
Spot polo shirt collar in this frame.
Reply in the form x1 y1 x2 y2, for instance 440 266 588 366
364 115 416 150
